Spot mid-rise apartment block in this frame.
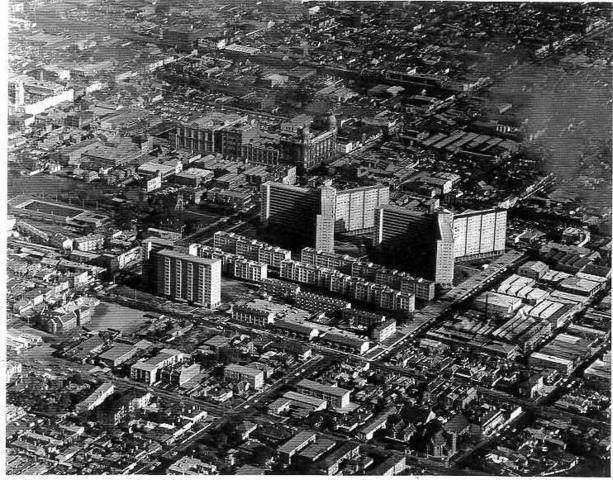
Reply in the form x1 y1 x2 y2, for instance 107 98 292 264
300 247 356 273
213 231 291 268
280 259 415 313
280 260 331 288
232 258 268 282
191 243 269 282
303 248 436 301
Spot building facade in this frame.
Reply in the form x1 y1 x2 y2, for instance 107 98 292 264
260 181 317 233
334 184 390 233
294 291 351 314
315 184 337 253
232 258 268 282
278 126 337 171
231 303 276 327
434 212 455 287
130 349 185 385
280 259 415 313
373 205 455 286
296 379 351 408
452 208 507 261
174 112 247 154
315 183 389 253
213 231 292 268
154 249 221 307
224 364 264 389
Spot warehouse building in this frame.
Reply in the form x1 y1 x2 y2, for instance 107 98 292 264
473 291 523 316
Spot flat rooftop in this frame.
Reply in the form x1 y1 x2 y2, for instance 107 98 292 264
296 379 351 398
157 248 221 265
278 430 316 455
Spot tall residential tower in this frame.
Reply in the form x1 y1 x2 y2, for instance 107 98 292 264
373 205 455 287
373 205 507 287
154 249 221 307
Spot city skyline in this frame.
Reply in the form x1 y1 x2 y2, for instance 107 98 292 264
5 0 612 477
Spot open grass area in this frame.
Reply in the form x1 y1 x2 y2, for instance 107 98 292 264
88 301 151 334
22 199 85 218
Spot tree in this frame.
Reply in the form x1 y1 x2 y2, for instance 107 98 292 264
252 444 275 466
213 431 228 447
57 392 73 412
192 442 217 462
69 372 85 385
116 204 140 230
